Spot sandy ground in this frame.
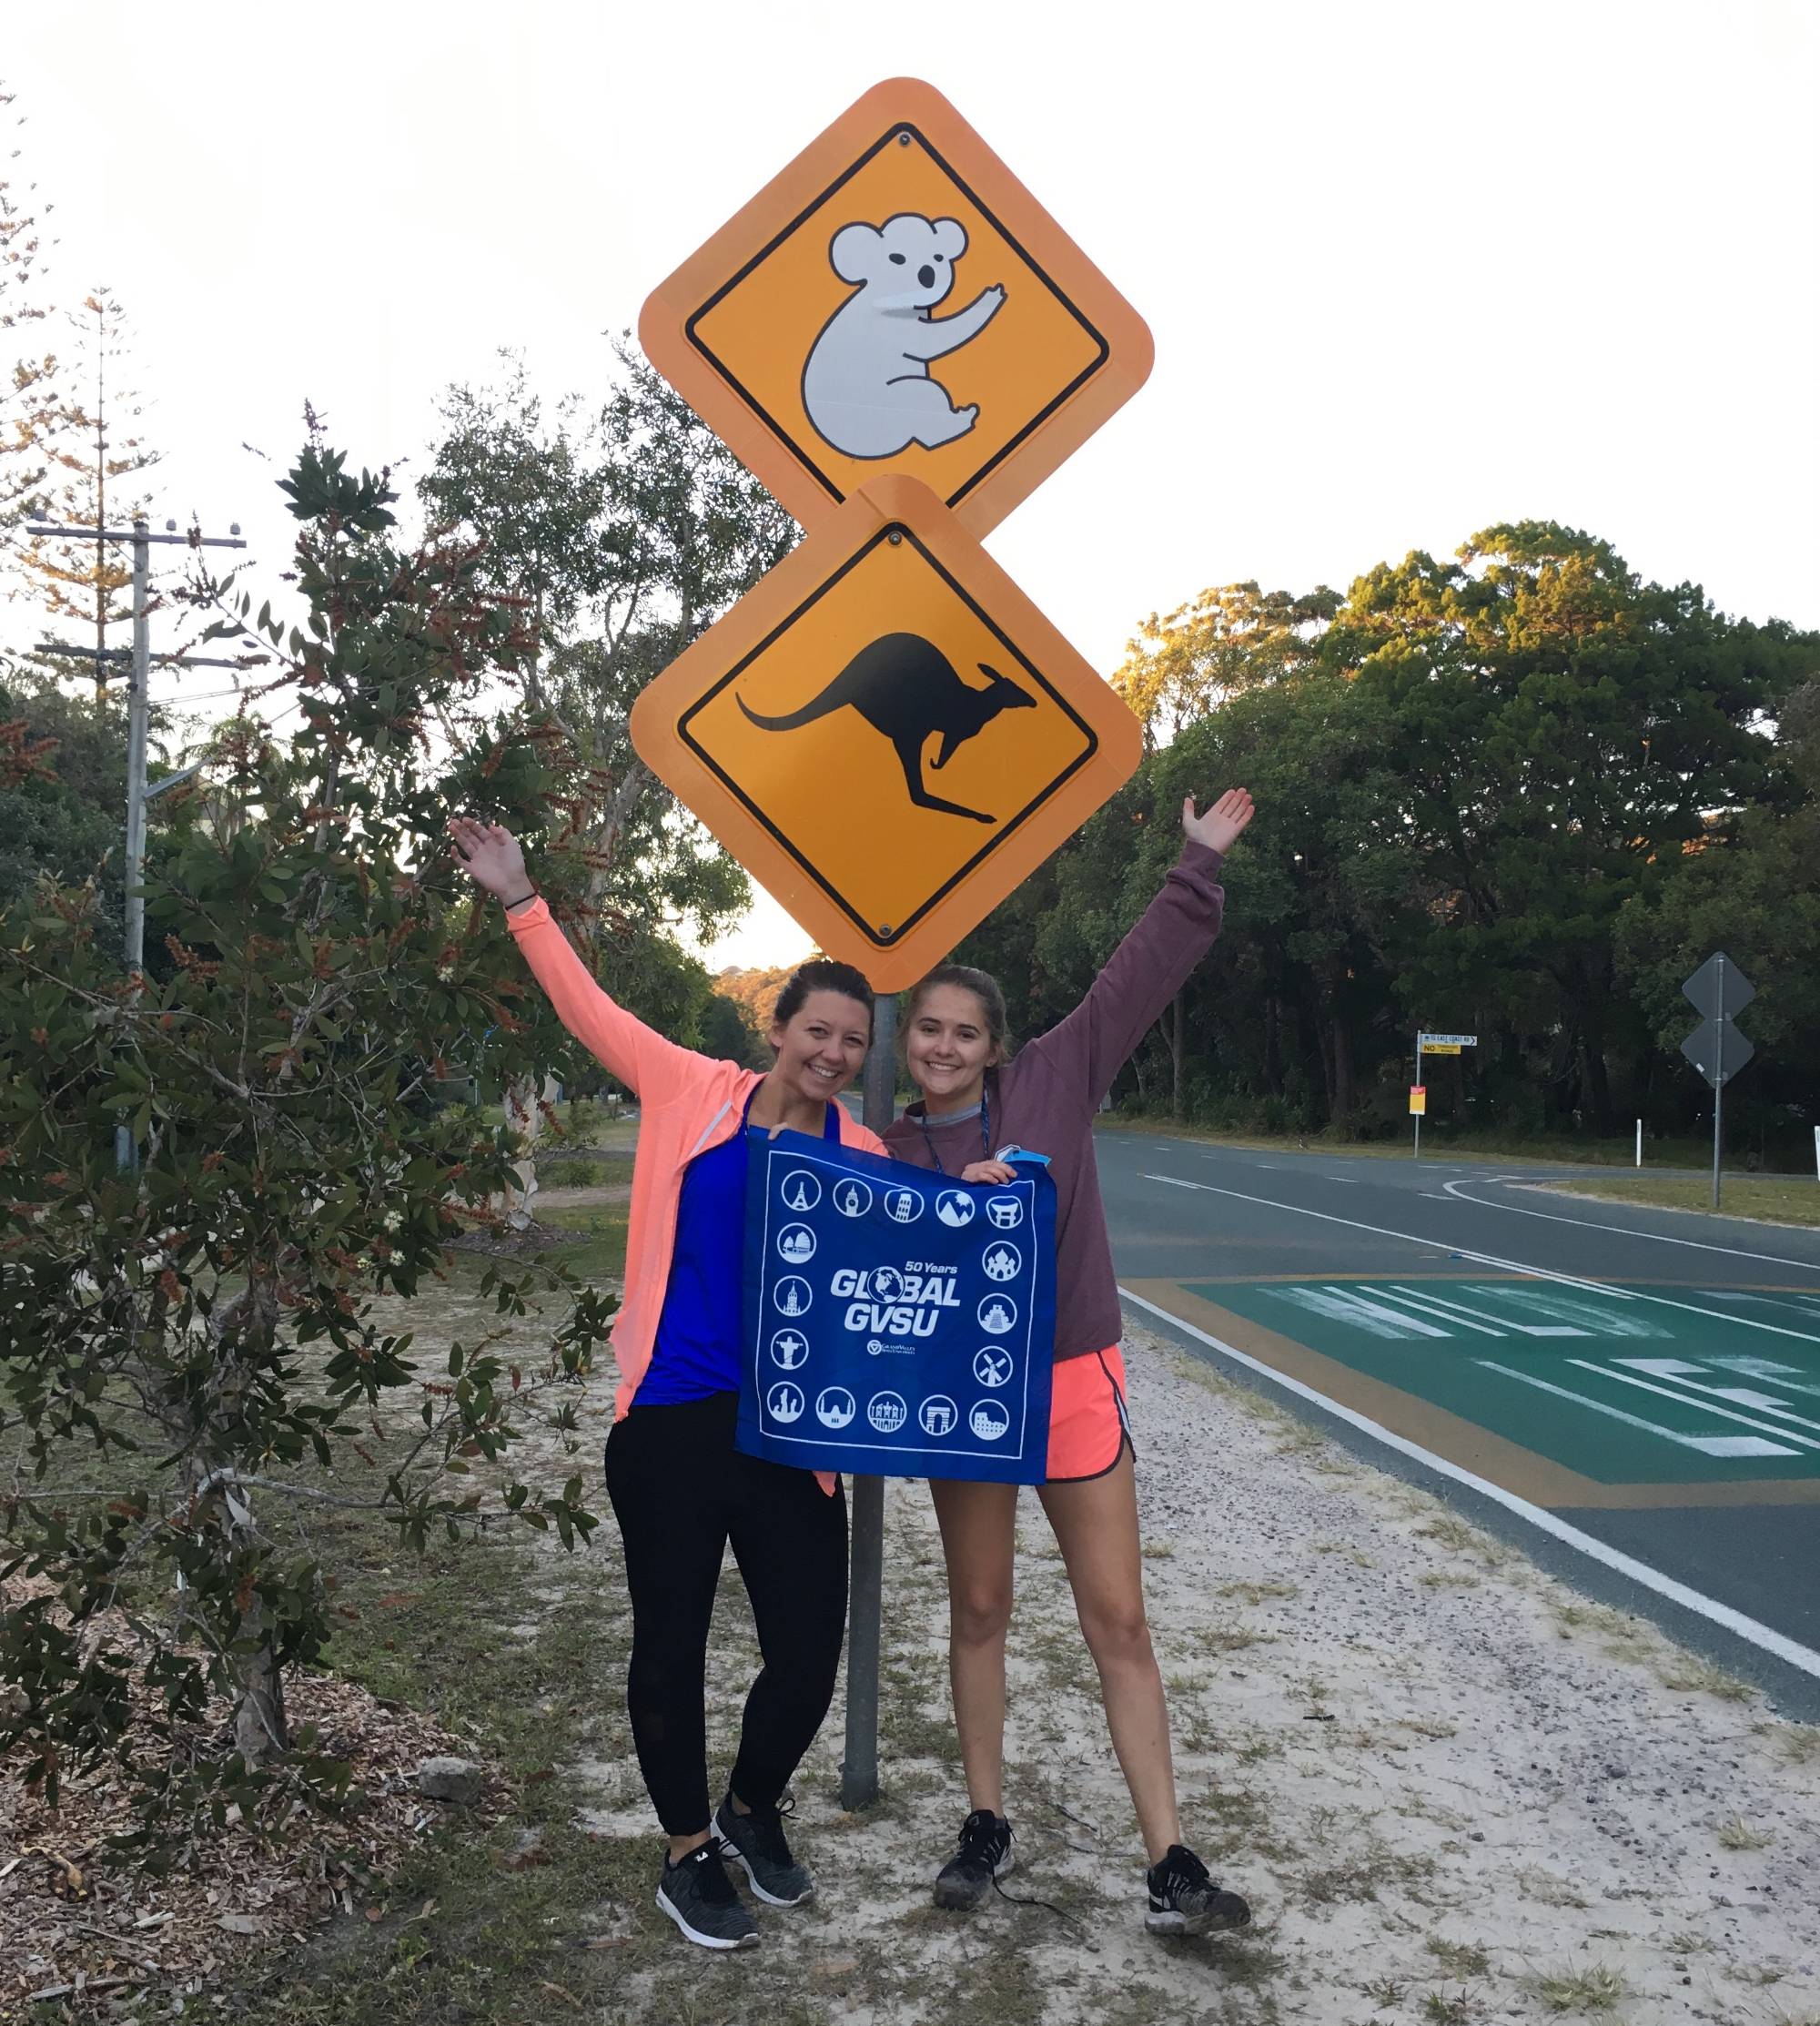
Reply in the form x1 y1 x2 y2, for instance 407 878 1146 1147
504 1311 1820 2025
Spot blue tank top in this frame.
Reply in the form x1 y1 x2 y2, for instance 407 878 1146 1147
636 1093 843 1406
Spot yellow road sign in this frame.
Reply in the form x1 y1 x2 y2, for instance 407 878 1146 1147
629 474 1142 989
1421 1042 1462 1056
1409 1086 1428 1116
639 76 1153 540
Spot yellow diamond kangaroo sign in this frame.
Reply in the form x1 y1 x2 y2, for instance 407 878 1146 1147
634 76 1150 987
629 476 1139 990
639 76 1153 539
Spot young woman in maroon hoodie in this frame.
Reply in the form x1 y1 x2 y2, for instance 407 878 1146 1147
881 788 1255 1937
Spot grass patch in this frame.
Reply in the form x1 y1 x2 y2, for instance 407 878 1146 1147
1658 1654 1754 1702
1715 1812 1773 1850
1426 1936 1492 1979
1531 1962 1631 2012
535 1202 632 1281
1217 1579 1299 1606
1544 1175 1820 1226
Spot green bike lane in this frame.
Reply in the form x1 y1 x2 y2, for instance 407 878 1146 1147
1091 1132 1820 1713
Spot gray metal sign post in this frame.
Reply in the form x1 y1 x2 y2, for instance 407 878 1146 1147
840 991 896 1809
1412 1033 1477 1160
1679 953 1756 1211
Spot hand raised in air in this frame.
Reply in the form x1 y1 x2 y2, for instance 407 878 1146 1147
1181 788 1255 856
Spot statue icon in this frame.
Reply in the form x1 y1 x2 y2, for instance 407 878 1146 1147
774 1277 814 1318
767 1382 805 1423
781 1171 821 1213
770 1330 809 1370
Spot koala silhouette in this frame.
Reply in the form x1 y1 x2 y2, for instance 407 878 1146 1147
802 212 1006 459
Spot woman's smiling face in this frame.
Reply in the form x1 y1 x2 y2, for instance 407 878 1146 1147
768 989 872 1107
904 983 999 1114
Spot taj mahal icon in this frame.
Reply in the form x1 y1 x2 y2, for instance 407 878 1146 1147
816 1386 855 1429
977 1294 1017 1335
770 1330 809 1370
834 1178 873 1218
781 1171 821 1213
767 1382 805 1423
774 1277 814 1318
777 1224 817 1264
986 1195 1023 1230
982 1242 1020 1282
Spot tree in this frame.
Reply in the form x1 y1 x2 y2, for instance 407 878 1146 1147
19 288 161 693
420 339 793 975
1115 581 1340 746
0 671 131 946
1 436 614 1837
1322 522 1814 1132
0 82 62 563
1614 677 1820 1140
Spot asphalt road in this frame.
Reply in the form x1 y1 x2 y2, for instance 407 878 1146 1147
1096 1128 1820 1718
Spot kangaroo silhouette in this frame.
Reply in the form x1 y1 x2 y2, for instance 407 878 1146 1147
738 633 1036 825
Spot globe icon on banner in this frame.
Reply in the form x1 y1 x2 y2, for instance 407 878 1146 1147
871 1266 903 1302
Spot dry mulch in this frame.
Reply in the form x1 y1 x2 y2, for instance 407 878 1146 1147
0 1579 489 2022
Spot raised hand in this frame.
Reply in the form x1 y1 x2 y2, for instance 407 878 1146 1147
1182 788 1255 857
446 817 530 902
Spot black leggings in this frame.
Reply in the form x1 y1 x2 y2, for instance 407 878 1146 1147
603 1391 848 1836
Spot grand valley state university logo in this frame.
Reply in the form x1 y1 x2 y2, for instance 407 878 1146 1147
736 1133 1057 1486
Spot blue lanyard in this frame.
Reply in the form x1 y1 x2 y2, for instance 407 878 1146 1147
916 1085 991 1177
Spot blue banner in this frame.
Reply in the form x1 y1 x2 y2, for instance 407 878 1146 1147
736 1132 1057 1484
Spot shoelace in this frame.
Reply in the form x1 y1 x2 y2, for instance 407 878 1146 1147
953 1816 1100 1953
745 1796 797 1865
683 1838 740 1906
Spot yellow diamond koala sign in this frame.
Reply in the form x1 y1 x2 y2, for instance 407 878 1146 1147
639 76 1153 539
634 74 1149 983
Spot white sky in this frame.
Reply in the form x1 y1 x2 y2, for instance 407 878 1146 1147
6 0 1817 968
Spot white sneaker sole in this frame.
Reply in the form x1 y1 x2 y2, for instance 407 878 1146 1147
720 1838 814 1908
655 1884 760 1950
1146 1901 1249 1937
714 1809 814 1908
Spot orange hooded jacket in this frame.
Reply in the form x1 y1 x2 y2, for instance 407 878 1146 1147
506 900 887 1447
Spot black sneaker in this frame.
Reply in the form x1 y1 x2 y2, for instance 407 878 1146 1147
713 1794 814 1908
933 1808 1015 1910
655 1840 759 1950
1145 1844 1251 1935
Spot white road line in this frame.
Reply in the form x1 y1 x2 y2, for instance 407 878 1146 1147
1375 1286 1509 1336
1615 1359 1820 1435
1441 1176 1820 1274
1141 1171 1820 1345
1477 1360 1799 1458
1117 1285 1820 1684
1562 1360 1820 1452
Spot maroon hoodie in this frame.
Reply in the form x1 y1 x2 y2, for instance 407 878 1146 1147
882 843 1226 1366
